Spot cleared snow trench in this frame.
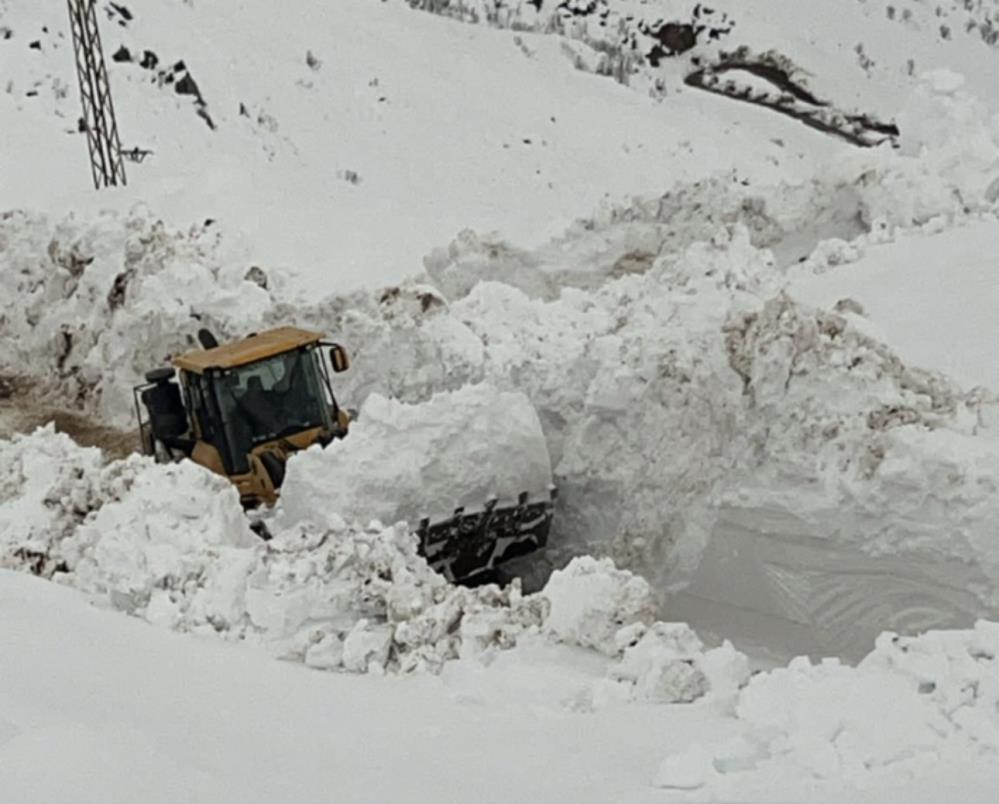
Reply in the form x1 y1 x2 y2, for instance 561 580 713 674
4 66 999 665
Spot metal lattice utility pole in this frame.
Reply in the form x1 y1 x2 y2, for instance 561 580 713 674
66 0 126 188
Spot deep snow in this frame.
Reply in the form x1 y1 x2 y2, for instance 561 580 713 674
5 0 999 801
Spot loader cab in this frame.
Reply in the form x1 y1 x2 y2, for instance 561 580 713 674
135 326 351 504
207 345 336 474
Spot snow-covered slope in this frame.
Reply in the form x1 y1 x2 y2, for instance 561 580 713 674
7 0 999 294
0 0 836 294
408 0 999 110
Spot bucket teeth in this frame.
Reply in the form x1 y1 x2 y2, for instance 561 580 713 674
416 488 557 584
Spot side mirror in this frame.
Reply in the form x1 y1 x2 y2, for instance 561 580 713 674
329 344 350 373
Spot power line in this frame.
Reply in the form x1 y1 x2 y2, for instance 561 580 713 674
67 0 127 188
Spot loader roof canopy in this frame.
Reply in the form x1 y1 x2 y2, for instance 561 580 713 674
173 326 324 374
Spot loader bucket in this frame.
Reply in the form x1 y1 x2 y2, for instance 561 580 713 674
416 486 558 584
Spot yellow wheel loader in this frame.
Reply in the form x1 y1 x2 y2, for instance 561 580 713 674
133 326 556 584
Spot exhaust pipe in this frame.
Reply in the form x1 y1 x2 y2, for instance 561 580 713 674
197 328 219 349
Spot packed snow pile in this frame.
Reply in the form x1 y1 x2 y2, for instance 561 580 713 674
0 426 108 575
542 558 754 706
0 424 736 698
278 382 552 528
0 423 255 584
0 209 272 426
422 176 870 300
68 460 259 617
654 621 999 798
432 234 999 626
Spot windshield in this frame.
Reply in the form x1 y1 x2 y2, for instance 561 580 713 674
212 348 330 464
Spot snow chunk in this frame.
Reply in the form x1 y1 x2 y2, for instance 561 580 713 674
279 382 552 528
342 620 394 674
541 557 656 655
611 622 710 703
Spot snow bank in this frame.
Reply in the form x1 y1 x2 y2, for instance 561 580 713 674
6 183 999 662
654 621 999 797
302 74 999 654
429 234 999 614
279 382 552 528
423 176 869 300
